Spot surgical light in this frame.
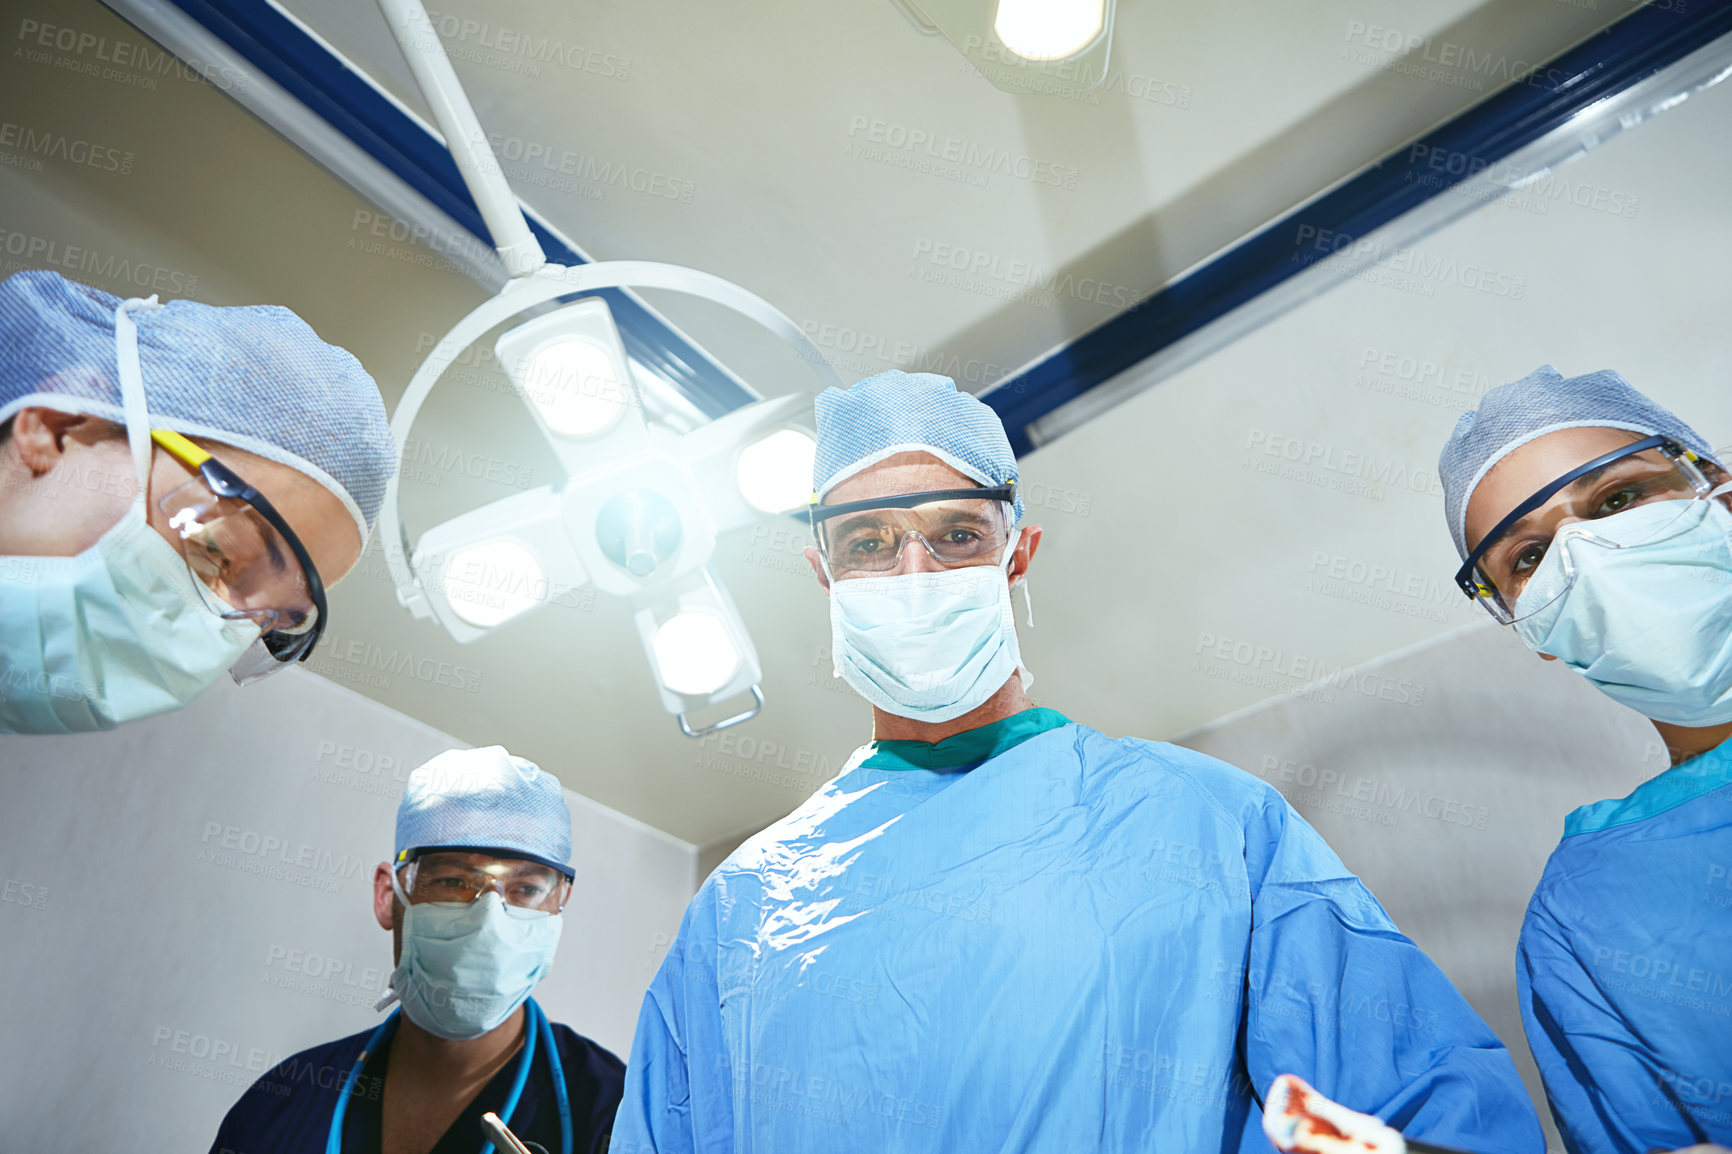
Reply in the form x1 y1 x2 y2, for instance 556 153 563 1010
376 0 840 734
441 539 545 629
652 611 742 696
993 0 1105 60
519 337 630 438
736 428 817 514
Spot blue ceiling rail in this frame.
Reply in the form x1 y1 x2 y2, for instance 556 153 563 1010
153 0 756 418
981 0 1732 457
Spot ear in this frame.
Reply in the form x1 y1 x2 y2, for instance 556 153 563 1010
8 407 112 475
803 545 832 594
373 862 398 931
1007 523 1043 587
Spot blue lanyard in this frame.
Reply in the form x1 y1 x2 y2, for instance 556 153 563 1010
326 999 571 1154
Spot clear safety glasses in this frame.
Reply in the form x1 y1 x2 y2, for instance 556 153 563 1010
809 484 1017 580
395 850 573 914
1456 434 1729 625
150 428 327 683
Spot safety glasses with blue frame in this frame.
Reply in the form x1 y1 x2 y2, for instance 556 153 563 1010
1455 433 1725 625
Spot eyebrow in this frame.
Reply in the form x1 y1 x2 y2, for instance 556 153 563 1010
829 508 995 537
1495 459 1648 542
422 855 552 876
264 532 289 574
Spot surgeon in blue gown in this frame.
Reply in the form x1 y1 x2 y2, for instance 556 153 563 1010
1438 366 1732 1154
610 369 1543 1154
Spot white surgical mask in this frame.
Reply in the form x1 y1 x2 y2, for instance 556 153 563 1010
0 500 260 734
829 531 1029 723
385 891 563 1041
1515 489 1732 726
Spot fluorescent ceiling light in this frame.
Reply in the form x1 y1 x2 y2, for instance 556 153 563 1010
652 611 742 696
442 539 546 628
735 429 817 514
519 336 631 438
993 0 1105 60
896 0 1114 92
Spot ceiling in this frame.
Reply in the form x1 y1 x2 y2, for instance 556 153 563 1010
274 0 1626 397
269 0 1717 848
18 0 1727 848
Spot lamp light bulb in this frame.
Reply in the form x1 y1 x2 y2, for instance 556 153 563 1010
993 0 1105 59
443 540 546 628
736 428 817 514
519 337 630 438
652 611 741 696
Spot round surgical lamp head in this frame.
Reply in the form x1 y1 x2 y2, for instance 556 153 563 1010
652 610 742 696
993 0 1105 59
519 336 631 438
736 428 817 514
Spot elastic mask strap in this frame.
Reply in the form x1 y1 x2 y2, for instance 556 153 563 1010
113 296 163 497
1000 527 1033 627
1710 480 1732 501
375 862 412 1012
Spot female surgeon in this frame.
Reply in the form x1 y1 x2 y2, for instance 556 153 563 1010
1438 365 1732 1154
0 268 396 734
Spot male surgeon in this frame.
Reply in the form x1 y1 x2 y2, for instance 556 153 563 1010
213 747 624 1154
611 370 1542 1153
0 269 395 733
1439 366 1732 1154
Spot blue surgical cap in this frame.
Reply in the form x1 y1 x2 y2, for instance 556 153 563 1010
812 369 1023 523
395 747 573 877
1439 364 1720 559
0 269 395 542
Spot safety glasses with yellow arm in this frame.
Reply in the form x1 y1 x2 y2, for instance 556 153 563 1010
149 427 328 683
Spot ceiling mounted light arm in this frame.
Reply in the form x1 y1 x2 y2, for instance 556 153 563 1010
375 0 547 278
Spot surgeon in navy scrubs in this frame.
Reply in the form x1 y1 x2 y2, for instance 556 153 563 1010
210 747 624 1154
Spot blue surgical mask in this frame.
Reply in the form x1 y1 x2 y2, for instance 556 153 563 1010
828 532 1030 723
0 499 260 734
385 891 563 1041
1515 488 1732 726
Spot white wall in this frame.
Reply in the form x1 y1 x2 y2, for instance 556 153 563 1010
1179 621 1666 1152
0 669 698 1154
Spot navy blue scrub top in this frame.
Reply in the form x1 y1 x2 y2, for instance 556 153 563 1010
209 1019 624 1154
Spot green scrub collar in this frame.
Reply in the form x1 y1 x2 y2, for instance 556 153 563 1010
1565 732 1732 837
859 707 1071 772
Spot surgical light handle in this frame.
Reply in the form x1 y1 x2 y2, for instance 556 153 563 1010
376 0 547 278
378 261 844 618
679 684 765 739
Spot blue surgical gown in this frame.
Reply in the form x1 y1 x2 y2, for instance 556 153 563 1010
612 709 1541 1153
1517 736 1732 1154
